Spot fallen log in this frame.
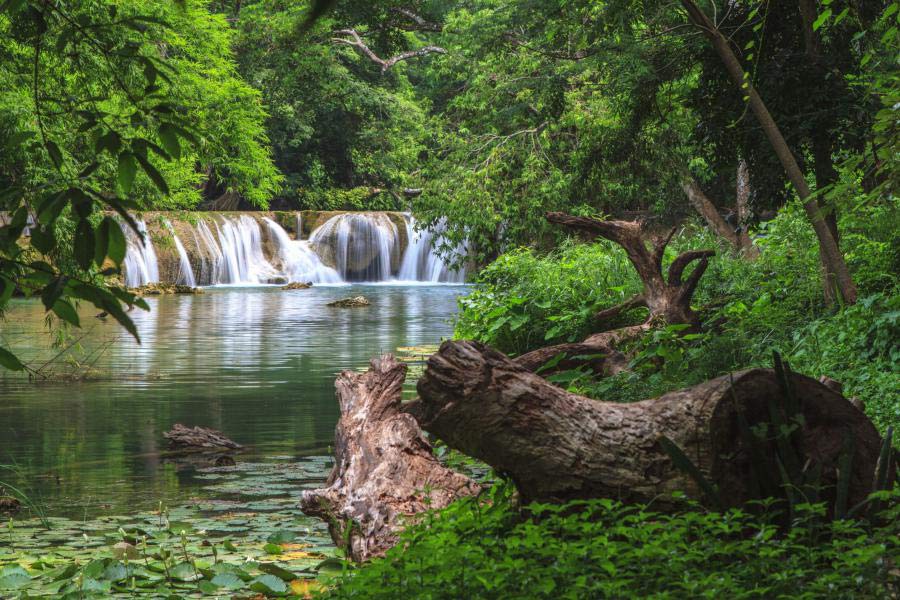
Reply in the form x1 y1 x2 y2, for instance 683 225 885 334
411 340 888 509
300 355 480 561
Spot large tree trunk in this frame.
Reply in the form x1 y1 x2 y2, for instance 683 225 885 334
735 160 760 258
680 0 857 305
515 213 713 373
300 355 480 562
681 177 741 248
411 340 887 509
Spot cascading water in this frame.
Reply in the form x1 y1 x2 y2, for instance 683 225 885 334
123 220 160 288
262 218 342 284
309 213 401 281
163 220 196 287
120 211 469 287
398 215 467 283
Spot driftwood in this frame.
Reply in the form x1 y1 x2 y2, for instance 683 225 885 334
515 213 714 374
300 355 480 561
163 424 243 453
410 340 887 508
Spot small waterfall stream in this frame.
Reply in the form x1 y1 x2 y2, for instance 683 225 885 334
121 212 468 286
398 215 467 283
123 220 160 288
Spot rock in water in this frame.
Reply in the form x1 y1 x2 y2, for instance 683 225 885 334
163 424 243 452
327 295 370 307
282 281 313 290
129 283 203 295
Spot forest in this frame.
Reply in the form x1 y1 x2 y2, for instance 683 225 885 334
0 0 898 598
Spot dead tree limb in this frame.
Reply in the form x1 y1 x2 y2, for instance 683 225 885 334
515 213 714 373
332 29 447 72
300 355 480 561
412 340 888 508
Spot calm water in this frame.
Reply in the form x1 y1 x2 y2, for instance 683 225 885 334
0 284 466 517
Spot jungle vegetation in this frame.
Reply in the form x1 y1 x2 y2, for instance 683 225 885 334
0 0 898 598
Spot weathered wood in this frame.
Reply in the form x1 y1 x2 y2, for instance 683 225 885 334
163 424 243 452
516 213 713 373
412 340 887 509
300 355 480 562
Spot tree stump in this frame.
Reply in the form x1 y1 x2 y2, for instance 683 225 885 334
300 355 480 561
411 340 888 509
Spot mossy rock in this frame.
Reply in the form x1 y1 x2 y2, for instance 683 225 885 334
326 296 370 307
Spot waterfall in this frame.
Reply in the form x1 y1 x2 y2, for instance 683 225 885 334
398 215 467 283
262 218 342 284
119 211 468 287
163 220 196 287
309 213 401 281
295 214 303 240
123 219 160 288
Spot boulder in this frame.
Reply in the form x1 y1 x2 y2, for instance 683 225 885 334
282 281 313 290
327 296 370 307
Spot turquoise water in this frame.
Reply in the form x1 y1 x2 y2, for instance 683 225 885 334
0 284 466 518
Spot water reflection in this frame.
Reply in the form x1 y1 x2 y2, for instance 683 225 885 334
0 285 466 517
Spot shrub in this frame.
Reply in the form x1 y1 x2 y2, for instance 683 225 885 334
325 487 900 599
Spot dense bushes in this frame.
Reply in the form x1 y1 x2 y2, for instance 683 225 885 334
454 204 900 432
327 486 900 599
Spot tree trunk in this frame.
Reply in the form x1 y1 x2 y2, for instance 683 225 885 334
300 355 480 562
681 177 741 248
680 0 857 304
735 160 760 258
411 340 887 509
514 213 713 373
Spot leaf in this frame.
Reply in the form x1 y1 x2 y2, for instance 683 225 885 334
658 435 723 511
40 276 66 311
263 542 284 555
95 130 122 156
0 347 25 371
210 572 244 590
74 219 95 270
94 218 110 267
266 530 297 544
258 562 296 582
117 152 137 195
135 154 170 194
157 123 181 160
249 573 288 595
812 8 832 31
45 140 63 169
106 217 127 265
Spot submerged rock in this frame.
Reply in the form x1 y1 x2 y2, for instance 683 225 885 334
282 281 313 290
327 295 371 307
267 276 289 285
129 283 204 295
163 424 243 452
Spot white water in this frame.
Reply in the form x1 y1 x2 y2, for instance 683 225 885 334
262 218 342 284
398 215 467 283
123 212 468 287
123 220 160 288
163 220 196 287
309 213 400 281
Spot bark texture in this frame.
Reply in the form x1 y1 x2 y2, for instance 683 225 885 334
681 177 741 248
300 355 480 562
515 213 713 373
412 340 887 508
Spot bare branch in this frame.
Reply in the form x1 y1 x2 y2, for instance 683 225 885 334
389 7 443 32
333 28 446 72
594 294 647 323
667 250 715 286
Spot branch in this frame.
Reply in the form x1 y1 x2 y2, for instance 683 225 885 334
389 7 442 32
333 29 446 72
676 254 713 304
594 294 647 323
544 212 643 248
667 250 715 286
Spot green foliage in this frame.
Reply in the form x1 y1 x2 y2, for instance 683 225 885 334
327 486 900 599
456 204 900 432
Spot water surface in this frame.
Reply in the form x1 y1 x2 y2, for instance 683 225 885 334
0 284 465 517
